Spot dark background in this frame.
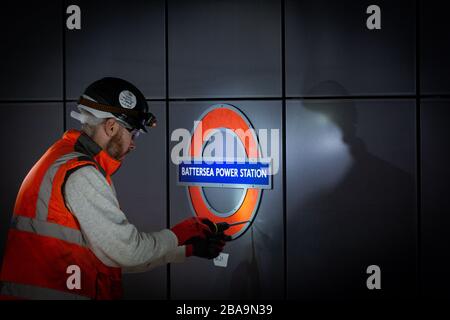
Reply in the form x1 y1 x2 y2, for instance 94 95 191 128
0 0 449 299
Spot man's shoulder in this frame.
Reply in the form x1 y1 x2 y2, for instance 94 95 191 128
65 165 107 189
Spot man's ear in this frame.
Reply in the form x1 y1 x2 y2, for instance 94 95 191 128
104 118 119 138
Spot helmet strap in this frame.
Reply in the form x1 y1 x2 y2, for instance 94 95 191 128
78 97 143 118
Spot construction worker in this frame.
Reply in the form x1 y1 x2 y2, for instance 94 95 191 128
0 77 228 300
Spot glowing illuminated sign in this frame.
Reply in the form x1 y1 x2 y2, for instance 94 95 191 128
177 104 272 239
178 159 272 189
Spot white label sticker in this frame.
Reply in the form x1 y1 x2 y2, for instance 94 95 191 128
118 90 137 109
213 252 229 268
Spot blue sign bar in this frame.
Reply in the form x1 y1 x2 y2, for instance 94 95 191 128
178 160 272 189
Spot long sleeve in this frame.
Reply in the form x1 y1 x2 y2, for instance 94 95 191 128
63 165 186 269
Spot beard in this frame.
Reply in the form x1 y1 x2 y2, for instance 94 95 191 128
106 130 125 160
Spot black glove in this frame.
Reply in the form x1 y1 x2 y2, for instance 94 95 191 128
200 218 232 242
185 235 226 259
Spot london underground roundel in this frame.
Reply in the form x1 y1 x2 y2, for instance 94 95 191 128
177 104 272 239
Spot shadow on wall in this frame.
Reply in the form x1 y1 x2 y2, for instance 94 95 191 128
228 228 261 299
289 81 416 299
207 213 279 299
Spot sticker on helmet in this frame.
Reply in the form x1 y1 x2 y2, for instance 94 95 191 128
119 90 137 109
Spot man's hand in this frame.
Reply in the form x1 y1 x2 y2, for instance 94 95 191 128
185 236 226 259
171 217 212 246
200 218 233 242
183 218 233 259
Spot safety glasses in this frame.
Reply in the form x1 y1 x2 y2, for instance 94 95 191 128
126 127 140 140
114 119 140 140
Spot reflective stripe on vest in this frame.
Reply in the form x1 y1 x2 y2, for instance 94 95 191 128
10 215 87 247
0 282 90 300
35 152 87 221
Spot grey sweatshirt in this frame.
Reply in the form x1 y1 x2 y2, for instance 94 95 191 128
63 165 186 273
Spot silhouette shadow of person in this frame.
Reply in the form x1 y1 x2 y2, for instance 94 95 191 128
228 227 262 299
288 81 416 299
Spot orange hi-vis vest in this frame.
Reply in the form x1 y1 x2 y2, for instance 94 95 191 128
0 130 123 300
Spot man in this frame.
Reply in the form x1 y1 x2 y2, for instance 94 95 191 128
0 77 228 300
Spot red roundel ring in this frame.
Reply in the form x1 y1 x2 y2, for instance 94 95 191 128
187 104 262 239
